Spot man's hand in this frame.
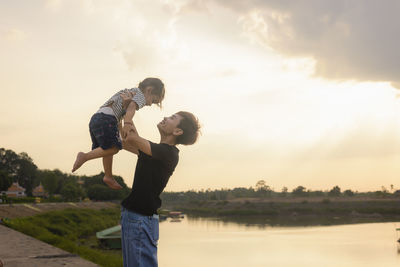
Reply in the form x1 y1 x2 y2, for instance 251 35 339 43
121 122 137 139
122 122 138 140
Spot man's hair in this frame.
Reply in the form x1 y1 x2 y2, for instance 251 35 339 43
138 77 165 107
176 111 201 145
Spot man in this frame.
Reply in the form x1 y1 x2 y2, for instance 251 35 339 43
120 111 200 267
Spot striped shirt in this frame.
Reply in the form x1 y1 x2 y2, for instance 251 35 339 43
99 88 146 121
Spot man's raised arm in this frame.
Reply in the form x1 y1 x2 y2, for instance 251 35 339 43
118 122 138 155
124 123 152 156
122 138 139 155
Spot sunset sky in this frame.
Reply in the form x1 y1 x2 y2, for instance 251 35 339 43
1 0 400 192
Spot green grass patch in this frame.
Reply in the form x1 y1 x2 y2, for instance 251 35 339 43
4 208 123 267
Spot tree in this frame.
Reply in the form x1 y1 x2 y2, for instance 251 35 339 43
292 186 307 197
61 183 84 201
344 189 354 197
231 187 251 198
87 184 122 200
255 180 272 197
0 149 37 196
0 170 12 191
0 148 20 177
83 172 128 190
255 180 267 191
281 186 288 197
328 186 341 197
37 170 61 195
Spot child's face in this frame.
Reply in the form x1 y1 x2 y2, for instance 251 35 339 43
143 86 161 106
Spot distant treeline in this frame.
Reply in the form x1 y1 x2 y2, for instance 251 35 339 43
0 148 130 201
161 181 400 203
1 148 399 203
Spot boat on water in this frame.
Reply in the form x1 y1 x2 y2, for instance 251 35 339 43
159 214 168 221
168 211 185 219
397 228 400 243
96 225 122 249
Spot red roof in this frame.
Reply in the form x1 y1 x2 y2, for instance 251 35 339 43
7 182 26 192
33 183 45 193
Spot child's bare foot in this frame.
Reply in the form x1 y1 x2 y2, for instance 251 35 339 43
72 152 86 172
103 176 123 190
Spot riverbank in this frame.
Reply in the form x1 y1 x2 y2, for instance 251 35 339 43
0 224 98 267
1 199 400 267
163 197 400 226
2 208 122 267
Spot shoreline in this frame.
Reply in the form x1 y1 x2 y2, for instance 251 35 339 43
162 197 400 226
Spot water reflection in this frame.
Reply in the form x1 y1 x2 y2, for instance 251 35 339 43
158 217 400 267
179 214 400 228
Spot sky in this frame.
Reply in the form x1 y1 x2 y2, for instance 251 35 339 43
1 0 400 192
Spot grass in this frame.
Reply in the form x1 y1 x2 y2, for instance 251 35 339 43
4 208 123 267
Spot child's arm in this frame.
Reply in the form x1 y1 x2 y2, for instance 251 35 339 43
121 102 137 139
120 91 138 139
124 101 137 122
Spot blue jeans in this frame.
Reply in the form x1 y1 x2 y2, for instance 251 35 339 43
121 207 159 267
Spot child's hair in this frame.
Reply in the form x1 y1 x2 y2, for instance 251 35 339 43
138 77 165 108
176 111 201 145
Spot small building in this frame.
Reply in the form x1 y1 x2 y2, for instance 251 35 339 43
3 182 26 198
32 183 48 197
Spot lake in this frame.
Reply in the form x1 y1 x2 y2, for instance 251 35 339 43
158 217 400 267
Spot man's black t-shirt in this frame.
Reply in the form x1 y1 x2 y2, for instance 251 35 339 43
121 142 179 216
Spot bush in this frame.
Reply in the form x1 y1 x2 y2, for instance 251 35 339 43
6 197 36 203
87 184 128 201
322 199 331 204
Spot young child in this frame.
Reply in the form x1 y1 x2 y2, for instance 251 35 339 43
72 77 165 189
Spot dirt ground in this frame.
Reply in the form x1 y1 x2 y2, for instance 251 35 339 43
0 224 98 267
0 201 118 219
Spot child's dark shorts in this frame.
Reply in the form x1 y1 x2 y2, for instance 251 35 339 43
89 113 122 151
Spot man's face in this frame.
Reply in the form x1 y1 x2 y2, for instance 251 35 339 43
157 113 183 135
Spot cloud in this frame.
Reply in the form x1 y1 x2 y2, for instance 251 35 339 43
208 0 400 88
113 40 161 71
2 28 28 41
106 2 185 71
296 122 400 161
